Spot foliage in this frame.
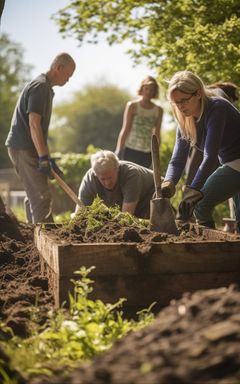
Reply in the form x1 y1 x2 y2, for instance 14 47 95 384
160 128 176 176
69 196 149 236
1 267 154 381
11 206 26 222
50 82 131 153
51 151 91 188
0 34 32 168
53 0 240 85
49 151 91 213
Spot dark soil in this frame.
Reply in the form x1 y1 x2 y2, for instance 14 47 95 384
1 214 240 384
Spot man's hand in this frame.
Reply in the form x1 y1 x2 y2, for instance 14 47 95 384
177 186 203 221
38 156 63 179
161 180 176 198
38 155 51 177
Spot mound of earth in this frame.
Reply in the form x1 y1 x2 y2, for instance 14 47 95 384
1 214 240 384
0 220 53 337
30 284 240 384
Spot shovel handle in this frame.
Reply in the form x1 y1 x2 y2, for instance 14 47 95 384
51 169 84 208
151 134 162 198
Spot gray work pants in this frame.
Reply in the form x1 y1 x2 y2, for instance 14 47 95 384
8 147 53 224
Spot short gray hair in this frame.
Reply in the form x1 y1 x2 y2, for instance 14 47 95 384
91 150 119 174
50 52 75 69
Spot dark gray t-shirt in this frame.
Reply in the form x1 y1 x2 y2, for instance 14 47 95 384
78 161 155 218
5 74 54 151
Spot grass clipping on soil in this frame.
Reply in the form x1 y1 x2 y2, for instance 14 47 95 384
59 196 151 243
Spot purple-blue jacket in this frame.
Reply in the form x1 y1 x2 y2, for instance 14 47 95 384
165 97 240 190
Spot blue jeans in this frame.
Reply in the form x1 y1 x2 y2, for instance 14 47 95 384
194 165 240 225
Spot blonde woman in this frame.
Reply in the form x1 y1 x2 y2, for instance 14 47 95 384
161 71 240 231
115 76 163 168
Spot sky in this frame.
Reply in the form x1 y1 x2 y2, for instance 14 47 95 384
1 0 154 105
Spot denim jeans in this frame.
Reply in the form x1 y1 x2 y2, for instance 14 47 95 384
194 165 240 225
8 147 53 224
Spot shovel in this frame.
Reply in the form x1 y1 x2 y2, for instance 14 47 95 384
150 134 178 235
51 169 84 209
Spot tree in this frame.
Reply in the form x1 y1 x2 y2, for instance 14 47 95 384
0 0 5 21
53 0 240 84
50 82 131 153
0 34 32 167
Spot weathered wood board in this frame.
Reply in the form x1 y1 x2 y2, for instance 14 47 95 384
35 225 240 314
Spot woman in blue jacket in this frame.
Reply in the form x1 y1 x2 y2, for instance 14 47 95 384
161 71 240 231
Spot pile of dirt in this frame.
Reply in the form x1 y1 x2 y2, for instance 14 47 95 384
30 284 240 384
0 221 53 337
1 214 240 384
46 219 226 245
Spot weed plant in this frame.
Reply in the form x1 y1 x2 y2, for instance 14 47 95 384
0 267 154 382
68 196 149 235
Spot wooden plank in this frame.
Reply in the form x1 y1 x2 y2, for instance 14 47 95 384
34 225 240 310
57 271 240 309
35 228 240 277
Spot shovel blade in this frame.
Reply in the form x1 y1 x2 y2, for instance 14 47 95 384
150 198 178 235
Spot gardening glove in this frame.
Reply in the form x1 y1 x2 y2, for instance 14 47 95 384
49 158 64 178
177 186 203 222
161 180 176 198
37 155 52 178
38 156 63 179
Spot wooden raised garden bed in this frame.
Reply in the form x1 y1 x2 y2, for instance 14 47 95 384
34 224 240 315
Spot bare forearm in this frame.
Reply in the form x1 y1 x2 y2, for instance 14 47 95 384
115 129 129 153
29 112 49 156
122 201 137 215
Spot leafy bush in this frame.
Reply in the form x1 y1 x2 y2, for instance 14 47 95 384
1 267 154 382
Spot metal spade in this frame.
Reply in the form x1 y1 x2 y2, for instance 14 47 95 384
150 134 178 235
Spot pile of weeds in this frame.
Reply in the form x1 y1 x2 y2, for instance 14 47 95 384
67 196 149 237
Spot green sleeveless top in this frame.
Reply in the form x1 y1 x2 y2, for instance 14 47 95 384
126 102 159 152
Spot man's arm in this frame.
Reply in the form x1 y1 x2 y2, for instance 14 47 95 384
122 201 138 215
29 112 49 156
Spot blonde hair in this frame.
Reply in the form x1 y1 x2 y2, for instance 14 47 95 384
167 71 214 145
138 76 159 98
91 150 119 174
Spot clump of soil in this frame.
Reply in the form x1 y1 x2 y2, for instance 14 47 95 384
1 209 240 384
0 221 53 337
30 284 240 384
47 216 226 245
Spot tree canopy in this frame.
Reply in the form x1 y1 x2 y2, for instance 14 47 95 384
53 0 240 85
0 34 32 167
50 82 131 153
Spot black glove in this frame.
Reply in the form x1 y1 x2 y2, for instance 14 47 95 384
49 158 64 178
177 186 203 221
38 155 52 177
38 156 63 179
161 180 176 198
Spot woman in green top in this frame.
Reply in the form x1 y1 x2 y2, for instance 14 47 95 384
115 76 163 168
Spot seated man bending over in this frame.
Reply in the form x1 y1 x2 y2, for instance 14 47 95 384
76 150 155 218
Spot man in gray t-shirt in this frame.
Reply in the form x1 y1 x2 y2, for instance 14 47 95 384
77 150 155 218
5 53 76 224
